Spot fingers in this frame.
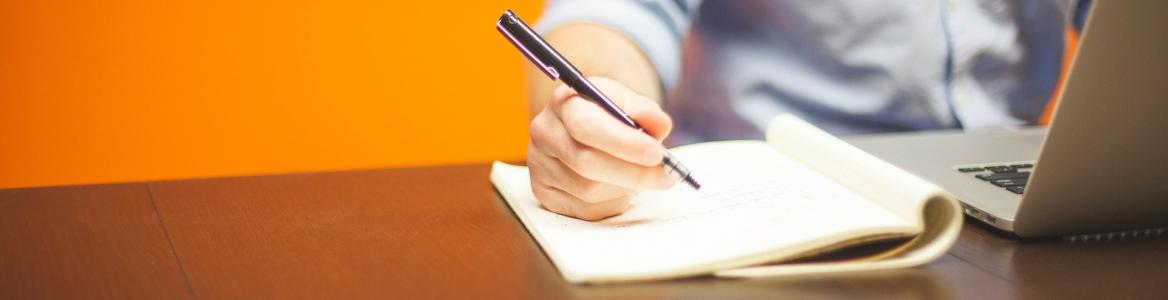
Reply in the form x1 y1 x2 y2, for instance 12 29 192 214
530 106 675 190
529 144 631 221
528 77 676 221
589 78 673 141
528 144 629 202
550 78 673 166
531 181 630 221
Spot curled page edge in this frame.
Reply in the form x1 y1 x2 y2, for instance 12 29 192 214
714 115 964 278
714 194 961 278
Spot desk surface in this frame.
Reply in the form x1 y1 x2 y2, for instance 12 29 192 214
2 163 1166 299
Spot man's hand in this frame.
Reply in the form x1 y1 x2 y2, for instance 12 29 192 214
527 77 676 221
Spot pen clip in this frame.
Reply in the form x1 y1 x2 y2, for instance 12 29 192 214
496 10 560 80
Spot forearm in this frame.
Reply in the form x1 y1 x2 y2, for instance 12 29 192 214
525 23 663 118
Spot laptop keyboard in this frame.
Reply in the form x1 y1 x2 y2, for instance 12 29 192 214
955 161 1036 194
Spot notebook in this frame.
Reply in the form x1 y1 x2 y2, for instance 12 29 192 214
490 114 963 284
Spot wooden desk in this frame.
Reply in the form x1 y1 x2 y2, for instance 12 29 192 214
2 164 1166 299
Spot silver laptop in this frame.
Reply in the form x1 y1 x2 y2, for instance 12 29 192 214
846 1 1168 238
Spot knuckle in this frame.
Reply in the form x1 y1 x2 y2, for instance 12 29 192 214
559 101 594 134
529 113 552 142
529 114 570 159
558 110 581 133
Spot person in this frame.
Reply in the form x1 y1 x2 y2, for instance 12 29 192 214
523 1 1092 221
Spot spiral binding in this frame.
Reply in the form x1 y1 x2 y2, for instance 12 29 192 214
1062 227 1168 242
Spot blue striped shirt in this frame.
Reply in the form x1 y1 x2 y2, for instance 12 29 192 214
538 0 1089 142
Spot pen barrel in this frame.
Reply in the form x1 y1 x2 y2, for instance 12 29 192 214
497 9 699 190
562 74 642 130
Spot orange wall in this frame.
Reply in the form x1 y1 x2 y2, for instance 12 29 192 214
0 1 543 189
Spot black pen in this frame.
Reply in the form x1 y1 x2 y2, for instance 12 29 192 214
496 9 701 190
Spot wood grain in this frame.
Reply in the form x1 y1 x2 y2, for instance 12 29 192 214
0 184 192 299
148 164 566 299
6 163 1168 299
148 164 1017 299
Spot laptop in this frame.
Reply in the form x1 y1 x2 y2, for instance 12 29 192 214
845 1 1168 238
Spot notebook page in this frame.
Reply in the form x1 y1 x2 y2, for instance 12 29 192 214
713 115 964 278
766 115 945 223
491 141 915 283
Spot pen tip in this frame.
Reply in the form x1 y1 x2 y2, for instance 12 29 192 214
682 175 701 190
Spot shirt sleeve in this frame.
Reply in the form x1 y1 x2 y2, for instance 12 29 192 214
535 0 700 91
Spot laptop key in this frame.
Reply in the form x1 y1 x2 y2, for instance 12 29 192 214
988 166 1018 173
992 179 1027 187
1006 186 1025 194
976 172 1030 181
958 167 985 172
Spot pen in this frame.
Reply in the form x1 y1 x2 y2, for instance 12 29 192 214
496 9 701 190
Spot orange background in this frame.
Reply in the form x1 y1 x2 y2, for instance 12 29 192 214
1 1 543 189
